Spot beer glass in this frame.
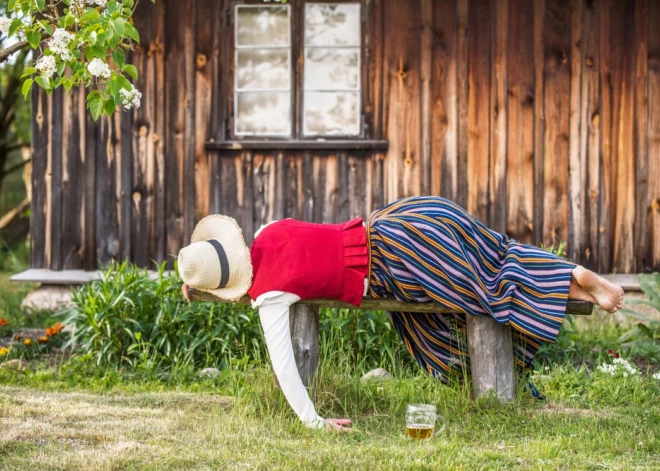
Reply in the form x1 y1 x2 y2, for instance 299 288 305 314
406 404 445 440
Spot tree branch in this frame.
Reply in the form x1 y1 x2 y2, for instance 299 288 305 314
0 40 29 63
1 158 30 178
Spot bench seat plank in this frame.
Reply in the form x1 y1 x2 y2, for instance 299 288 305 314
188 290 594 316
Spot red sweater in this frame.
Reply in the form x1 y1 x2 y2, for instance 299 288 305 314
247 218 369 307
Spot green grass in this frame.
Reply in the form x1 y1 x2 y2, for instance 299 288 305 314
0 354 658 470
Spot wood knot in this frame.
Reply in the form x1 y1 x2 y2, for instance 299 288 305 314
132 191 142 204
585 56 593 67
599 225 605 233
139 125 148 137
585 247 591 259
592 113 600 126
652 199 660 212
590 190 598 201
561 52 568 64
196 54 207 69
152 133 159 143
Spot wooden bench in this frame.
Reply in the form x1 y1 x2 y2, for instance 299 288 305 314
189 289 593 402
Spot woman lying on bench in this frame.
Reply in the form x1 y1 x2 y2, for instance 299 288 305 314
177 196 624 432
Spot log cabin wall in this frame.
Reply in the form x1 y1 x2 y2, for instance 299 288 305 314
30 0 660 274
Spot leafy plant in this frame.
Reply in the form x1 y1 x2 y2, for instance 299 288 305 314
61 261 406 373
619 273 660 356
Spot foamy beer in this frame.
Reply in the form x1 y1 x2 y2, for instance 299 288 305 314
406 404 444 440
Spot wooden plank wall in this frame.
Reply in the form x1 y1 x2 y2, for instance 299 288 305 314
30 0 660 273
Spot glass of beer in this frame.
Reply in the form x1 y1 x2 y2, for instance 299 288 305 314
406 404 444 440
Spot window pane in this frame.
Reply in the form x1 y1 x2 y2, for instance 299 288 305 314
236 6 289 47
304 49 359 90
304 91 359 136
236 92 291 135
305 4 360 47
237 50 290 90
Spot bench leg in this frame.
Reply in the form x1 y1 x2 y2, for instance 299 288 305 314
466 315 516 402
289 304 320 388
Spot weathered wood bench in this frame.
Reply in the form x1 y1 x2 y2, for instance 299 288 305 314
189 289 593 402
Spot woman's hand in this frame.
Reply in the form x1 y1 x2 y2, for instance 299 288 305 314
182 283 190 303
324 418 353 432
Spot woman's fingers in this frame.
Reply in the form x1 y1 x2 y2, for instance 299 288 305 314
324 418 353 432
182 284 190 302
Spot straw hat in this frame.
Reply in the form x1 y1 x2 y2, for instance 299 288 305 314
177 215 253 301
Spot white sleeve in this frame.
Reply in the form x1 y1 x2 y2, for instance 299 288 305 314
258 293 325 429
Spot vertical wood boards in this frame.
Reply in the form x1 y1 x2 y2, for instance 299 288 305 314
598 0 613 273
611 0 636 273
633 0 648 272
649 0 660 269
541 0 571 248
129 1 150 268
383 0 421 201
581 0 601 271
61 87 83 269
49 89 63 270
568 0 584 261
467 0 491 223
506 0 535 243
489 0 508 234
30 88 47 269
165 0 190 267
431 0 458 200
28 0 660 274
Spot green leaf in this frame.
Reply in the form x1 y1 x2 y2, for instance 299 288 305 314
26 30 42 49
22 79 33 99
38 20 53 36
63 78 74 92
123 64 138 79
80 8 101 22
124 24 140 43
8 18 23 37
9 0 17 11
36 0 45 12
35 75 51 91
90 98 104 121
56 60 66 76
112 49 126 68
104 98 117 115
21 67 37 79
111 18 125 36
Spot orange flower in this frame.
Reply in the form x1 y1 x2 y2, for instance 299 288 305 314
38 336 49 344
0 318 8 326
45 328 53 336
23 338 32 346
47 323 65 336
0 347 8 356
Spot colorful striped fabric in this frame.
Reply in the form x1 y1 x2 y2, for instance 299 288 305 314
366 196 575 390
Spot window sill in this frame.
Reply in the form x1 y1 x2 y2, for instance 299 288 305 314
204 140 389 151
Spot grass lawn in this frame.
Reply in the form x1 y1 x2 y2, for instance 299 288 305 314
0 360 659 470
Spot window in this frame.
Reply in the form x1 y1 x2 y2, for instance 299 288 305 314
233 3 362 138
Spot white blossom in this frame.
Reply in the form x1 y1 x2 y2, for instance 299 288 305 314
87 0 108 6
652 372 660 380
0 17 12 35
120 86 142 110
596 357 640 377
48 28 75 61
36 55 57 77
87 58 111 78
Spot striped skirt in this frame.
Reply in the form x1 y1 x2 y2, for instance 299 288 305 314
366 196 575 390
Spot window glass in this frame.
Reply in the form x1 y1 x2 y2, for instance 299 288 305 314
235 6 291 136
303 3 361 136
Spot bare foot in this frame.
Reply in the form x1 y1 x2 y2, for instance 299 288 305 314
571 266 624 313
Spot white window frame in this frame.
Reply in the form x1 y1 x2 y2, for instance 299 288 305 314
234 4 293 137
302 2 362 137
